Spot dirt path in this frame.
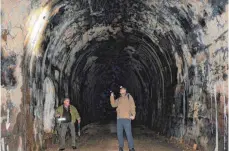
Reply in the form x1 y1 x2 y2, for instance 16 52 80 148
46 122 192 151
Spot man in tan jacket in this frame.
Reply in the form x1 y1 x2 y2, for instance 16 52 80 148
110 86 136 151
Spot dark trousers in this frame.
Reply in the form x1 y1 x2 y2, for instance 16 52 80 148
60 122 76 148
117 119 134 149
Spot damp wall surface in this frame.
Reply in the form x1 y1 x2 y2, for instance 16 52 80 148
1 0 228 151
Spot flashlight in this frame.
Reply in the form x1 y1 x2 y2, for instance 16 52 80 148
57 117 66 121
78 123 81 136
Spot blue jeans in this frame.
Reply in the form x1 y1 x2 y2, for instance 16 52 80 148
117 119 134 149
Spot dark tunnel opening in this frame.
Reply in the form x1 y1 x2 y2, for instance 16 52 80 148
63 31 178 129
38 28 179 132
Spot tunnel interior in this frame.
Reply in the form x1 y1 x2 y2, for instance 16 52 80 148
48 30 178 128
19 0 228 150
32 0 181 130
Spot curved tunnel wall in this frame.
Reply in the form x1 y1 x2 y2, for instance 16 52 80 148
1 0 228 151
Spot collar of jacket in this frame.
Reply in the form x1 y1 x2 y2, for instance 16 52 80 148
121 93 129 97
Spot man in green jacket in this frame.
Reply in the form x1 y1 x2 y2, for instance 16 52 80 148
55 98 81 150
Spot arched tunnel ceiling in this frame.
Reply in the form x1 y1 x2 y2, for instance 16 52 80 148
26 0 227 82
21 0 228 150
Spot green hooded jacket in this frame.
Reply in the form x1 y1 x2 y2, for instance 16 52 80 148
56 105 81 123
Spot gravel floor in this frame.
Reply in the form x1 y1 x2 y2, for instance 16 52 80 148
45 121 192 151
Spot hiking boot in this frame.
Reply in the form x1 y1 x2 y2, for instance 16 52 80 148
72 146 77 150
129 148 135 151
119 147 124 151
59 148 65 151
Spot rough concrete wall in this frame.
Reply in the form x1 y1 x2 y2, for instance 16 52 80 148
1 0 228 151
172 2 228 150
1 0 31 150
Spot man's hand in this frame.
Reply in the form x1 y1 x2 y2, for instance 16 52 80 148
55 114 60 118
78 119 81 123
130 116 135 120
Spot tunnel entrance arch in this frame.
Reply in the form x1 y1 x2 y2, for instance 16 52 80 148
43 77 56 133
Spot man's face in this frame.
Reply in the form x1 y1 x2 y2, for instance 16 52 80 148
64 99 70 106
120 88 126 94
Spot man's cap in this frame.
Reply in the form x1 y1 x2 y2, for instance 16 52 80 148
64 98 70 101
120 86 127 90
